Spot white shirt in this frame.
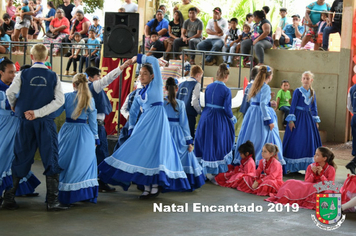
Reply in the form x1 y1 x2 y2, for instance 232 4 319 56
71 5 84 23
6 64 64 118
206 18 229 40
122 3 138 13
186 77 202 114
90 66 123 120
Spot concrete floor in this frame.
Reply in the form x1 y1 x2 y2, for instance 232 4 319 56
0 158 355 236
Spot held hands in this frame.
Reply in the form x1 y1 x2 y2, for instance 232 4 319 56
24 110 36 120
252 181 259 189
316 166 323 175
188 144 193 153
289 121 295 132
311 165 318 173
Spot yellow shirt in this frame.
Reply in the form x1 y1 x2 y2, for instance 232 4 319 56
176 3 195 21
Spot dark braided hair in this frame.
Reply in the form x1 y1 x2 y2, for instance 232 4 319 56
165 77 178 112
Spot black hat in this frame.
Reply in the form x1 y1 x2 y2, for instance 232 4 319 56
213 7 222 13
291 14 300 18
280 7 287 12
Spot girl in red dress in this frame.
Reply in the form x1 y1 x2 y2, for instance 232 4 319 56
266 147 337 210
237 143 284 196
214 141 256 188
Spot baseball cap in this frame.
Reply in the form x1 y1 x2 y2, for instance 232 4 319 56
93 15 99 20
213 7 222 14
23 0 29 4
280 7 287 12
291 14 300 19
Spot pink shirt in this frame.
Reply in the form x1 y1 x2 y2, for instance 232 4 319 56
6 6 16 18
50 17 70 35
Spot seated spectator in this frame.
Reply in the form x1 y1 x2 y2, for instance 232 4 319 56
164 10 184 60
174 0 200 21
144 10 169 49
84 29 100 68
234 24 251 56
121 0 137 13
322 0 343 51
245 13 254 32
65 32 85 75
240 10 272 66
43 8 70 56
172 7 203 64
2 13 15 39
6 0 16 20
12 2 34 54
0 27 11 54
42 1 56 32
301 0 331 48
197 7 228 66
222 18 241 65
273 8 288 47
88 16 103 41
146 31 165 59
68 10 90 40
180 53 191 76
70 0 83 25
314 12 328 50
273 14 304 49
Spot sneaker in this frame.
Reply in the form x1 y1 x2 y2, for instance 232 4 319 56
205 58 217 66
69 71 77 76
319 47 326 51
64 71 69 75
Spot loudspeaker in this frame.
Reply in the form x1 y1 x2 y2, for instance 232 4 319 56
104 12 139 58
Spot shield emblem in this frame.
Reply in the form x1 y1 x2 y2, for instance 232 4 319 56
316 193 342 225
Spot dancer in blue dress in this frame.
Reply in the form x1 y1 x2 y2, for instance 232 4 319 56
233 66 285 167
164 77 205 191
0 58 40 201
98 55 190 199
194 63 237 175
55 73 99 205
283 71 321 173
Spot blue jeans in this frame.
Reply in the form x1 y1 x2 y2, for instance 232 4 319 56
222 41 238 64
322 24 341 50
197 38 224 62
279 106 290 125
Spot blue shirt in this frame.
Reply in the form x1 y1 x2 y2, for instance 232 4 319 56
146 18 169 37
45 8 56 32
283 24 305 41
87 38 100 56
89 24 103 36
22 5 30 12
0 34 11 47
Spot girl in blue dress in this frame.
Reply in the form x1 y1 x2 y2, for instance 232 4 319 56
233 66 285 167
98 55 190 199
283 71 321 173
0 58 40 200
164 77 205 191
194 63 236 175
55 73 99 205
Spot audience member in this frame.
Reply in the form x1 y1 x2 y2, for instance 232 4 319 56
158 5 170 21
121 0 138 13
70 0 84 25
58 0 75 24
68 10 90 40
65 32 85 75
173 0 200 21
314 11 328 50
6 0 16 19
245 13 254 32
197 7 228 66
42 1 56 32
32 0 45 35
2 13 15 39
172 7 203 64
0 27 11 54
88 16 103 41
144 9 169 49
164 10 184 60
322 0 343 51
12 2 34 54
273 14 304 49
222 18 241 65
273 8 288 47
84 29 100 68
146 31 165 58
118 8 125 13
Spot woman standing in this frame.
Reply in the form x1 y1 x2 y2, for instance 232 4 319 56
41 1 56 33
12 2 34 54
98 55 190 199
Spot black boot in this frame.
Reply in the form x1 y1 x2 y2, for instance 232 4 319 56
2 176 21 210
46 174 69 211
98 179 116 192
346 160 356 175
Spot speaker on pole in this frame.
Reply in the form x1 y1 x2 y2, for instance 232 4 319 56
103 12 139 58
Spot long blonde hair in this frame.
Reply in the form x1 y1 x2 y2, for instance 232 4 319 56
302 71 314 98
72 73 92 120
248 66 273 100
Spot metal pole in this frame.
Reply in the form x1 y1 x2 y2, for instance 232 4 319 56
9 42 12 61
50 43 53 69
238 55 242 88
60 43 63 81
117 58 123 135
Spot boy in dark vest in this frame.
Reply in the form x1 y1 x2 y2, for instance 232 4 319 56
85 60 131 192
4 44 66 211
176 65 203 138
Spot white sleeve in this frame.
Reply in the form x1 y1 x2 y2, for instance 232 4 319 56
6 71 22 108
92 67 123 93
347 92 352 113
120 94 131 120
33 75 65 118
206 19 213 31
191 82 202 114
